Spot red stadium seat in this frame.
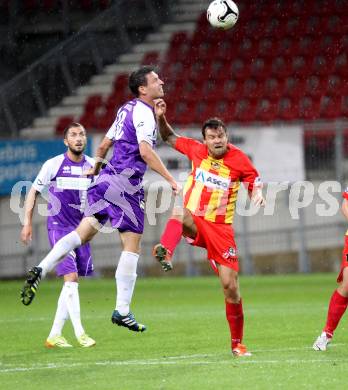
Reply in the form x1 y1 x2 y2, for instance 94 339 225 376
277 37 299 57
142 51 159 65
223 80 243 101
55 116 74 134
342 98 348 118
255 99 277 122
305 76 327 99
327 75 348 98
333 53 348 78
283 77 305 100
312 56 333 77
278 98 299 121
242 78 263 100
113 73 128 90
249 57 271 80
264 78 284 101
258 38 278 59
299 97 321 120
320 96 342 119
237 38 258 60
271 56 292 78
292 56 311 78
85 95 103 111
230 58 250 81
234 99 256 123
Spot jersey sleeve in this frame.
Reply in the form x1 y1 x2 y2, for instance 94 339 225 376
238 152 262 193
133 104 157 146
32 156 62 193
175 137 201 160
343 187 348 200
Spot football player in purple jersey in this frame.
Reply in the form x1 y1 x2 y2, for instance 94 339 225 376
21 66 179 334
21 123 96 348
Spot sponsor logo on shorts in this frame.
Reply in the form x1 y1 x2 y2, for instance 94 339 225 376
222 247 237 260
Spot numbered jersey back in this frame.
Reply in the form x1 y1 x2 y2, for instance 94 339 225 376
105 98 157 178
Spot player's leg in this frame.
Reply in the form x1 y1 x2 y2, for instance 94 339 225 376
111 231 146 332
45 278 72 348
21 217 100 306
45 230 73 348
217 264 250 356
313 267 348 351
153 207 197 271
63 271 96 348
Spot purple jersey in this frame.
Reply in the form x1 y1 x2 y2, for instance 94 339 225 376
104 98 157 179
32 153 95 232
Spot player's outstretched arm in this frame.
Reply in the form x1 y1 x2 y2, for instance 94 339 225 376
21 187 39 244
139 141 179 194
155 99 179 148
85 136 113 176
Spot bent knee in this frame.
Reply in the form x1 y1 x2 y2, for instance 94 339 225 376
171 206 184 221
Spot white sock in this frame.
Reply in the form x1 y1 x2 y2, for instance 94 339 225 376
64 281 85 339
48 285 69 339
115 251 139 316
38 231 81 277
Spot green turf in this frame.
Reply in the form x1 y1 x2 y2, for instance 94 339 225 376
0 274 347 389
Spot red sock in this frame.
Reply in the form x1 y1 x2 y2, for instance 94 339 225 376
324 290 348 337
225 299 244 349
160 218 183 255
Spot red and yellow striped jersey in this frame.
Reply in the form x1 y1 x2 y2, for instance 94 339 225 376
175 137 260 224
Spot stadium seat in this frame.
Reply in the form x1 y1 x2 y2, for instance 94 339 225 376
142 51 159 65
283 77 305 100
320 96 342 119
264 78 284 101
234 99 256 123
255 98 277 122
277 98 299 121
299 97 321 120
55 116 74 134
271 56 293 78
242 79 263 100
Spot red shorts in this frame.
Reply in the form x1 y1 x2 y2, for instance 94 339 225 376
184 215 238 274
337 235 348 282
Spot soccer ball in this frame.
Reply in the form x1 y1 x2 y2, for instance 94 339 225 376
207 0 239 30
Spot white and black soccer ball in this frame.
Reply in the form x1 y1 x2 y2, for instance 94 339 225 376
207 0 239 30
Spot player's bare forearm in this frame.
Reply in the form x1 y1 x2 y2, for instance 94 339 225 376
21 187 38 244
92 136 113 174
23 187 38 226
139 141 178 192
342 199 348 220
157 114 178 148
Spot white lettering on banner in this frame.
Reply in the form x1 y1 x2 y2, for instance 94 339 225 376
195 168 230 191
56 177 91 190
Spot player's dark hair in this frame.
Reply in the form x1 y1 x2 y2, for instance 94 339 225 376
129 65 156 97
63 122 85 138
201 117 227 138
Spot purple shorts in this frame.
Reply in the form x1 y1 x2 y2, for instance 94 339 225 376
48 229 93 277
85 178 145 234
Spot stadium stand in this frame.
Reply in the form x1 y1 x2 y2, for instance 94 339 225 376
31 0 348 136
0 0 347 140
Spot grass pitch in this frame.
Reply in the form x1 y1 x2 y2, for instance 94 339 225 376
0 274 347 389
